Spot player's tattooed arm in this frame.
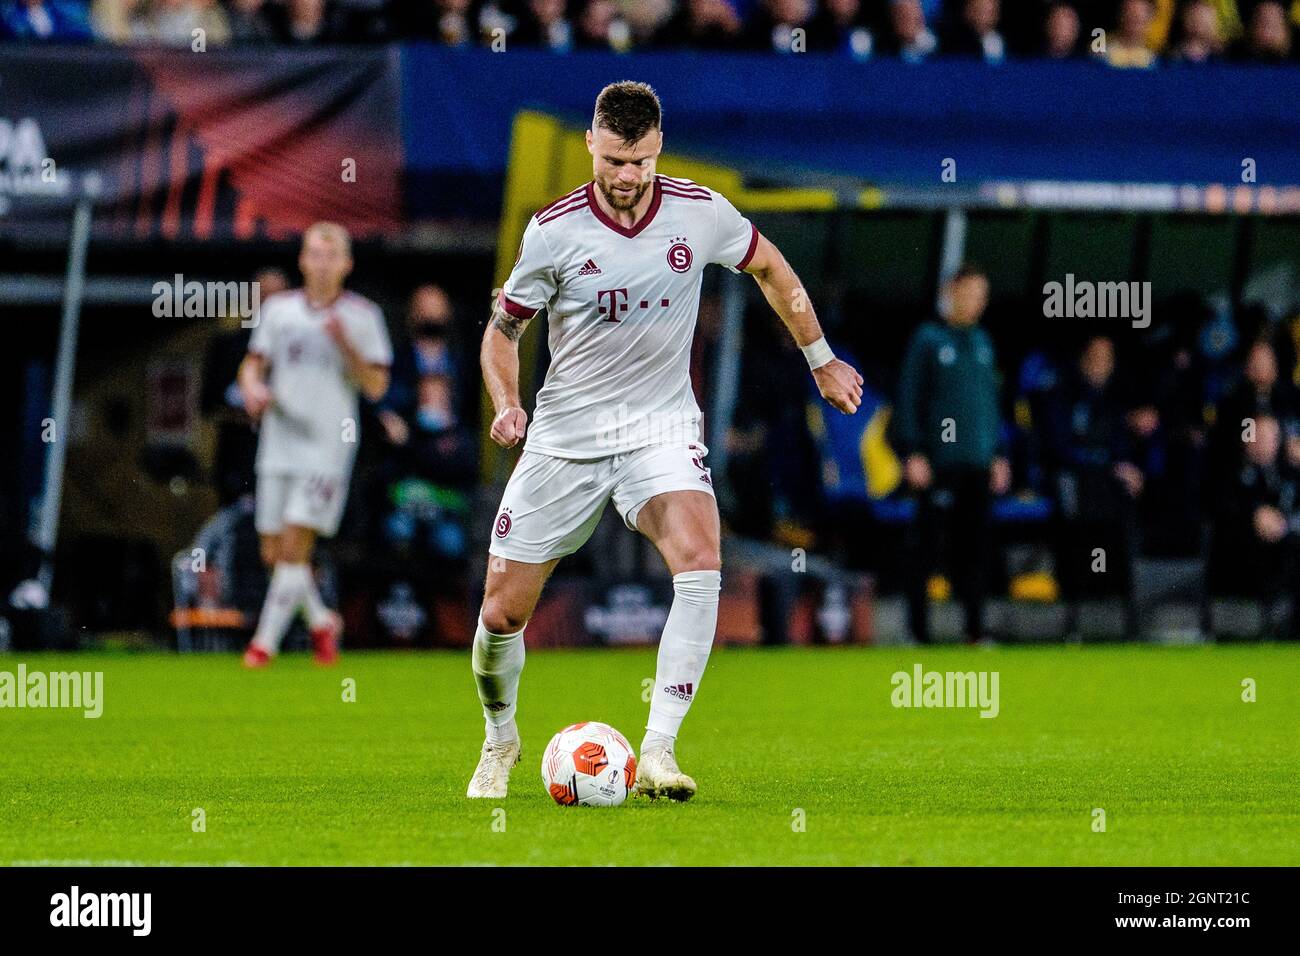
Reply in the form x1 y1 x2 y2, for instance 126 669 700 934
490 302 532 343
482 300 529 447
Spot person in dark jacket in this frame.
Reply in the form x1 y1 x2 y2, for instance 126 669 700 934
939 0 1006 62
1205 413 1300 637
652 0 743 49
1042 336 1144 636
893 264 1010 643
1207 335 1300 495
375 284 477 490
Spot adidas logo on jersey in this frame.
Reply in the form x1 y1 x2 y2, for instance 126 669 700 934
664 682 694 702
577 258 602 276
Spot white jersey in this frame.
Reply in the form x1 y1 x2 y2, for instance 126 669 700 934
248 288 392 477
499 174 757 458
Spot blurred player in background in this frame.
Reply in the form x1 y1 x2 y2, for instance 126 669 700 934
467 81 863 800
237 222 392 667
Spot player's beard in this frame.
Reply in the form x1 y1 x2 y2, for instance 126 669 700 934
597 177 650 212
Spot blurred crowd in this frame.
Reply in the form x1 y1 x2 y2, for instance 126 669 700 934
2 0 1300 66
720 263 1300 638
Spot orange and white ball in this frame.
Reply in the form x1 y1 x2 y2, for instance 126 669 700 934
541 721 637 807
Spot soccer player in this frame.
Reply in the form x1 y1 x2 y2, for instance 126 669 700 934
467 82 863 799
237 222 392 668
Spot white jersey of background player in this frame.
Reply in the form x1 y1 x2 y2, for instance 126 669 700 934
237 222 392 668
467 82 864 801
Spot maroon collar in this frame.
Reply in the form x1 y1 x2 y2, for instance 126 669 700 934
585 179 661 238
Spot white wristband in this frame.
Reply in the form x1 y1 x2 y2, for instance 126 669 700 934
801 336 835 371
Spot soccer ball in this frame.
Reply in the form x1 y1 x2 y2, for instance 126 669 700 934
541 721 637 807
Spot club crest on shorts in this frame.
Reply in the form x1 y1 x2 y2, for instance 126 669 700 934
667 238 693 273
494 508 513 538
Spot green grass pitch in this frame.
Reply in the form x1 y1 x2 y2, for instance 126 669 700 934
1 645 1297 866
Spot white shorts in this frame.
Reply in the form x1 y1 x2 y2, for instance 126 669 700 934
255 471 349 537
489 441 715 564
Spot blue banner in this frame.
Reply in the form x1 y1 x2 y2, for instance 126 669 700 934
400 45 1300 217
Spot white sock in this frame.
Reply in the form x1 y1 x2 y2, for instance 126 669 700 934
488 718 519 745
472 616 525 742
301 569 331 630
646 570 721 741
251 563 310 654
641 729 675 754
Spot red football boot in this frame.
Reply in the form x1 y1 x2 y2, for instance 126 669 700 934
242 644 271 669
310 610 343 666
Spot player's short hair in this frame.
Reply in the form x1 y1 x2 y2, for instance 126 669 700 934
303 221 352 257
592 81 662 145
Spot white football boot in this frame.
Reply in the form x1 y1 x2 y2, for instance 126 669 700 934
466 738 521 798
635 748 697 802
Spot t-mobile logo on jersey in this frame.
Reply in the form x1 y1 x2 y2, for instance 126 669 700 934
597 288 671 323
